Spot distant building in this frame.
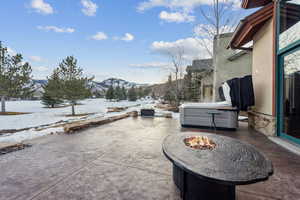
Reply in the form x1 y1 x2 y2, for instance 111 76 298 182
186 59 214 102
212 32 252 101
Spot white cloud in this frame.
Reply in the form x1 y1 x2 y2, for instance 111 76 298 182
113 33 135 42
137 0 167 12
121 33 135 41
29 56 43 62
37 26 75 33
137 0 209 12
30 0 54 15
151 37 211 61
122 33 134 41
81 0 98 16
137 0 241 13
91 32 108 40
130 62 171 69
159 11 195 23
33 66 49 72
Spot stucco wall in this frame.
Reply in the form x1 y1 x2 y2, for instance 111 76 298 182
213 33 252 101
252 19 274 116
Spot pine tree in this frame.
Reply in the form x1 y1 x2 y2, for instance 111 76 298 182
164 75 175 105
0 42 34 112
137 87 144 99
121 86 127 100
128 86 137 101
41 69 64 108
58 56 93 116
106 85 115 101
115 85 122 101
151 92 156 100
143 87 151 97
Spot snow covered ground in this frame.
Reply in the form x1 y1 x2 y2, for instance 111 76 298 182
0 99 155 143
0 98 150 131
0 127 64 143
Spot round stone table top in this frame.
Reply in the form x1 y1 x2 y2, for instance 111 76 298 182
162 132 273 185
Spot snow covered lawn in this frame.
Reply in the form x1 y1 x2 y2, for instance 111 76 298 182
0 98 149 131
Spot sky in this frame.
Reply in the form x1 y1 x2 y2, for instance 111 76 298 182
0 0 250 84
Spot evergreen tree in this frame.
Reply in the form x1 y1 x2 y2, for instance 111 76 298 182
143 87 151 97
58 56 93 116
41 69 64 108
164 90 175 104
137 87 144 99
115 85 122 101
164 75 175 104
128 86 137 101
151 92 156 100
0 42 34 112
121 86 127 100
106 85 115 101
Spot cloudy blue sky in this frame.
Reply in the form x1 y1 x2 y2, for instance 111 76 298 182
0 0 249 84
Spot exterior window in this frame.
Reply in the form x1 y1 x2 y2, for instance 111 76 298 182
278 0 300 143
279 0 300 50
282 49 300 139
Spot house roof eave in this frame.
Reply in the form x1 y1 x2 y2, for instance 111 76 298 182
242 0 272 9
228 3 274 50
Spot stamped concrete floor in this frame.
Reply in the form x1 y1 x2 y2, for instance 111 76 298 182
0 117 299 200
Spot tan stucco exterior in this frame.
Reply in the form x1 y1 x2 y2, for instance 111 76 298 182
213 33 252 101
252 19 274 116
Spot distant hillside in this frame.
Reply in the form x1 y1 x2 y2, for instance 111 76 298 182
32 78 148 98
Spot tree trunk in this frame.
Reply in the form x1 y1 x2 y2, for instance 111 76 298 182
1 96 5 113
175 71 180 107
71 104 75 116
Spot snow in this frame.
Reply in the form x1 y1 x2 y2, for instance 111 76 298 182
0 127 63 143
0 98 162 143
0 98 151 131
172 113 180 119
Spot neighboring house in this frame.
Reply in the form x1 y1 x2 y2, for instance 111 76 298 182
228 0 300 146
186 59 214 102
212 33 252 101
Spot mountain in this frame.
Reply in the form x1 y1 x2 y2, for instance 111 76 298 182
98 78 147 89
31 78 148 98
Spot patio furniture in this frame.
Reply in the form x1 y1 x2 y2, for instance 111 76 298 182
162 132 273 200
141 109 155 117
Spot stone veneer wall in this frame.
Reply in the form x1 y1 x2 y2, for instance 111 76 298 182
248 111 276 136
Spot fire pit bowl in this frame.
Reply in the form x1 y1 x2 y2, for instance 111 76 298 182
163 132 273 200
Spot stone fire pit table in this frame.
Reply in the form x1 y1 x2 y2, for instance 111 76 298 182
162 132 273 200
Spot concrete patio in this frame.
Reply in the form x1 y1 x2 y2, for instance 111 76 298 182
0 117 299 200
